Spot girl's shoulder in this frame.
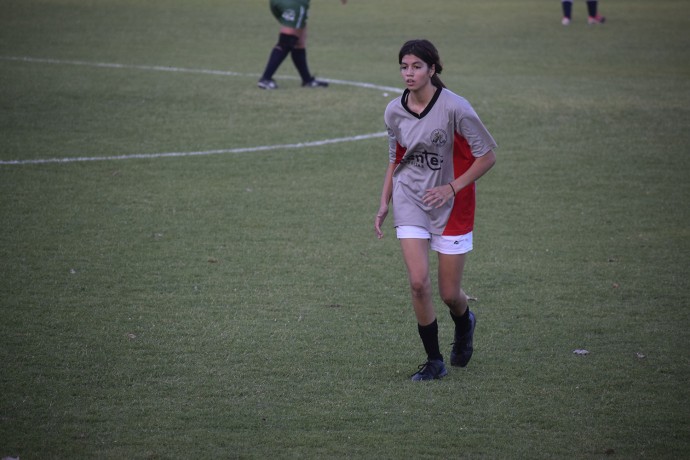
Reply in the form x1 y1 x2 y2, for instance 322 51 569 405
384 92 408 121
438 88 478 119
439 88 471 107
384 95 403 111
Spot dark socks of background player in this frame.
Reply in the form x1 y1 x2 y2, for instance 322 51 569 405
586 1 598 18
562 1 598 20
450 308 471 334
261 46 290 81
261 45 312 84
418 320 442 362
291 48 312 84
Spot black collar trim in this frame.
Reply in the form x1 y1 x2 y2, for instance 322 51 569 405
401 85 442 119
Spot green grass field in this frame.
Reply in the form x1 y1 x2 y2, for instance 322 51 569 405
1 0 689 458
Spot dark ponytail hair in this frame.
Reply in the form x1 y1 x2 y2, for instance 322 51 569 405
398 39 446 88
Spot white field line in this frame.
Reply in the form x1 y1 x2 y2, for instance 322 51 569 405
0 55 399 165
0 132 387 165
0 56 404 93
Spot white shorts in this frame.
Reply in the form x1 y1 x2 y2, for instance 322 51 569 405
396 226 473 255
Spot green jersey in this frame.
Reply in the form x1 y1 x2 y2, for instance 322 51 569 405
270 0 310 29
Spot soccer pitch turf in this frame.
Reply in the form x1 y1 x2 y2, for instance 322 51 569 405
1 0 689 458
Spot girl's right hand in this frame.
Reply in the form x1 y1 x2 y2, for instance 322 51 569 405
374 205 388 239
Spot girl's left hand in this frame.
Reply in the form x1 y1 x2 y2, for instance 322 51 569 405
423 184 455 208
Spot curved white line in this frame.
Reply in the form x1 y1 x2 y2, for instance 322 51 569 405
0 56 399 165
0 132 388 165
0 56 404 94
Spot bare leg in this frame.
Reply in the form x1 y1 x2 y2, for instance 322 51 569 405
437 252 468 315
399 238 435 326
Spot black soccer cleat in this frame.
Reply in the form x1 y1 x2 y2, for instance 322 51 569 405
302 78 329 88
411 359 448 381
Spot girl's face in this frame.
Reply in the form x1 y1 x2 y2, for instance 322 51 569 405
400 54 434 91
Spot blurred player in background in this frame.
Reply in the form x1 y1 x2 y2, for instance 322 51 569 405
375 40 497 381
561 0 606 25
258 0 347 89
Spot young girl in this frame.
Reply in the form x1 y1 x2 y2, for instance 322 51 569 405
375 40 497 381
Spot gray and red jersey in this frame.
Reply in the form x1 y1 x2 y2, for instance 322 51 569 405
384 86 497 235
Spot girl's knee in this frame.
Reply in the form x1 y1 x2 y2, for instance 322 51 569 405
409 279 431 299
440 290 467 309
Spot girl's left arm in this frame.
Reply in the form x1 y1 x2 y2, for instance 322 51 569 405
452 149 496 192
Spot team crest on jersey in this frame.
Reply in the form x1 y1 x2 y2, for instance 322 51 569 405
282 9 296 22
430 129 448 147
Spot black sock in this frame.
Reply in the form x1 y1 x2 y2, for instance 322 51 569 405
418 319 442 362
562 1 572 18
586 1 597 17
291 48 312 84
261 46 290 81
450 309 471 334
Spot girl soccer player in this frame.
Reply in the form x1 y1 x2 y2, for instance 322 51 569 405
375 39 497 381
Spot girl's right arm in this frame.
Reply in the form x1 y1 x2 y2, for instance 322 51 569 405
375 162 396 239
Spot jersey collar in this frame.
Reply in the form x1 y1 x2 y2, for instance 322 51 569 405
401 85 443 119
